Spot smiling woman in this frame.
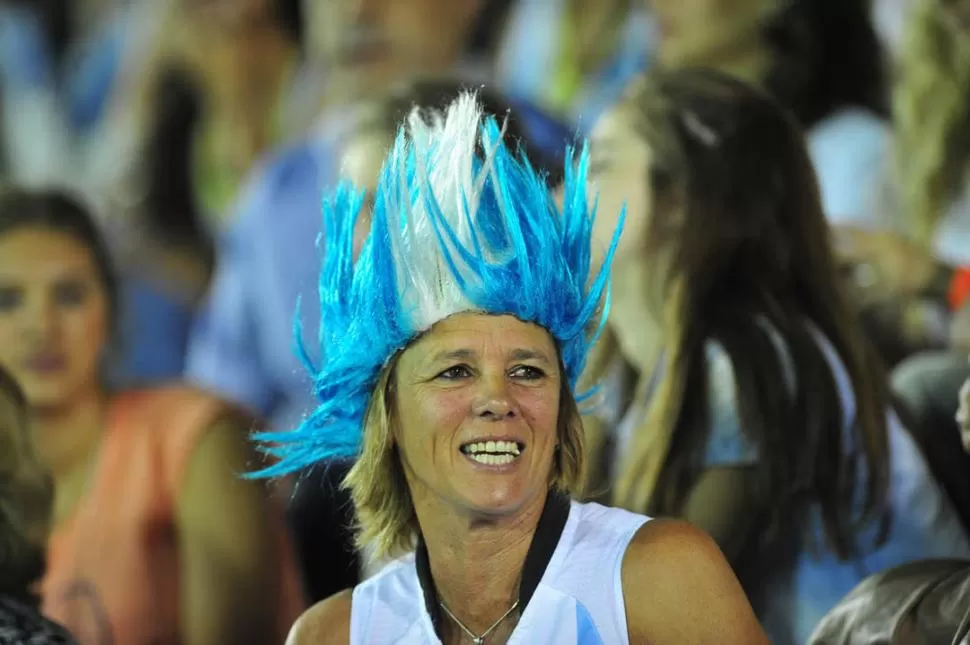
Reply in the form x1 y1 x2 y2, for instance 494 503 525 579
258 93 768 645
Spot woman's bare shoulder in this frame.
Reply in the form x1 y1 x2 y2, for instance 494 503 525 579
621 519 769 645
286 589 353 645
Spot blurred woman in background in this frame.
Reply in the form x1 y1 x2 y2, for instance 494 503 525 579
648 0 889 225
0 188 301 645
584 69 970 645
0 363 76 643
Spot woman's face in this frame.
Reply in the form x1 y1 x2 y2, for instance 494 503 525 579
0 229 109 411
393 313 562 517
341 131 391 257
649 0 773 68
0 388 53 551
588 106 653 265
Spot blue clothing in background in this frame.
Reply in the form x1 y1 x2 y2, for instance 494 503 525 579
703 326 970 645
805 108 892 227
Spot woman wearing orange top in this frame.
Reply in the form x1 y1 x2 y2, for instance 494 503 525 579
0 187 301 645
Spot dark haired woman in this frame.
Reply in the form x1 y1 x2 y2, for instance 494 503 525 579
0 188 301 645
584 69 970 645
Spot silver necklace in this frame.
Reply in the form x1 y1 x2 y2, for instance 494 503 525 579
439 599 519 645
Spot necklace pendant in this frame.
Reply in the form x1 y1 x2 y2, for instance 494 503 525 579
472 639 484 645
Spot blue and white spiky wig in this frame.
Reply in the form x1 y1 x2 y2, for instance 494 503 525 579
253 93 623 477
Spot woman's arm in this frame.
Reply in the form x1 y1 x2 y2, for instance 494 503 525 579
679 466 764 563
622 519 768 644
175 414 281 645
677 342 768 563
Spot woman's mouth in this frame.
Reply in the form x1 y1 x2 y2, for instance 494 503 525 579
23 353 67 374
460 440 525 467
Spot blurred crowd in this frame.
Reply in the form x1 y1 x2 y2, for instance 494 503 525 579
0 0 969 643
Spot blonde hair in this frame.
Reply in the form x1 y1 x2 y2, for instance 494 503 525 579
611 280 688 513
344 349 588 559
893 0 970 243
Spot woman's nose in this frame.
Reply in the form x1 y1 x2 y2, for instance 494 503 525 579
21 296 58 339
471 373 516 421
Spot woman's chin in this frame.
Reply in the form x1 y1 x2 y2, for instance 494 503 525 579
456 484 541 520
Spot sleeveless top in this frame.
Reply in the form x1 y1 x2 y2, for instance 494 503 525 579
41 385 302 645
349 495 649 644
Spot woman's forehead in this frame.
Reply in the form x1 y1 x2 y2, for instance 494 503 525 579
403 314 556 360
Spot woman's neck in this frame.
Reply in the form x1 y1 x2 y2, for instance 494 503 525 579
32 391 105 486
415 491 547 636
609 256 665 374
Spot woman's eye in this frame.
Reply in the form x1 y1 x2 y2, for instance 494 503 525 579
54 281 88 307
510 365 546 380
437 365 472 380
0 287 22 312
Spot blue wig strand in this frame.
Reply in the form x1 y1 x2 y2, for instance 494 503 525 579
251 94 623 478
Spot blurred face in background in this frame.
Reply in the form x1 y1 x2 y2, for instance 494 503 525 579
649 0 777 69
305 0 484 98
0 229 109 412
588 105 653 266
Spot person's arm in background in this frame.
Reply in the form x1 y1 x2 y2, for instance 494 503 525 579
678 342 767 564
834 227 970 354
184 169 279 417
176 410 281 645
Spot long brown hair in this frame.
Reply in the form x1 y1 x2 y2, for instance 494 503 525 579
0 364 52 606
611 70 890 558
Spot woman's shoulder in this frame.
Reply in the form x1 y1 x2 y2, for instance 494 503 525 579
286 589 353 645
106 384 258 495
107 383 255 441
620 519 768 644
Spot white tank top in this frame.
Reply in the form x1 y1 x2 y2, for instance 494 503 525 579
349 496 649 644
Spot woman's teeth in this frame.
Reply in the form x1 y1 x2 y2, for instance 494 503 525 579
470 453 516 466
461 440 523 466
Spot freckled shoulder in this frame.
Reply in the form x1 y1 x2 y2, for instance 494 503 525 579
286 589 353 645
